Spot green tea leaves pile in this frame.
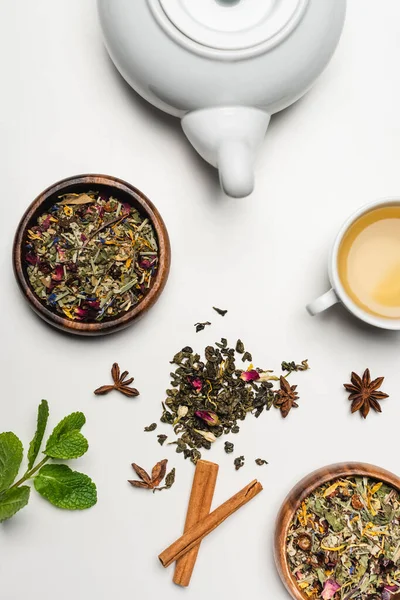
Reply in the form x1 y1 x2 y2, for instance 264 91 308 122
25 192 159 322
0 400 97 522
287 477 400 600
158 339 308 464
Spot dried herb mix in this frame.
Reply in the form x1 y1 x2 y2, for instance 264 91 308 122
158 338 308 464
25 191 159 322
287 477 400 600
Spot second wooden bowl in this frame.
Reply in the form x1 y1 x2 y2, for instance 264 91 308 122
13 174 171 336
274 462 400 600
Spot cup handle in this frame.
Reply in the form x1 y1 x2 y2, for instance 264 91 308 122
306 289 339 316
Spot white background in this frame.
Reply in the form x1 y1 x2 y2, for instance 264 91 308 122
1 1 400 599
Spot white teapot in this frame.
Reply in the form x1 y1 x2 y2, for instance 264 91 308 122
98 0 346 197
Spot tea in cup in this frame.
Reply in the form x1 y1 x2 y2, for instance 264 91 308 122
307 199 400 329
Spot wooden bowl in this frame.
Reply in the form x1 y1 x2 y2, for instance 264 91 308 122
274 462 400 600
13 174 171 336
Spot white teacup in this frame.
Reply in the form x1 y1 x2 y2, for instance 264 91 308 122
306 198 400 330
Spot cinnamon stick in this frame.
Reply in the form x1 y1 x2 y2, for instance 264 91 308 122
173 460 219 587
159 479 263 568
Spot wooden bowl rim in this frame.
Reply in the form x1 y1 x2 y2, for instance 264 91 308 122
274 462 400 600
12 174 171 335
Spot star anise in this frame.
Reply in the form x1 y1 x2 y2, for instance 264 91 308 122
94 362 140 397
273 376 299 418
344 369 388 418
128 460 175 492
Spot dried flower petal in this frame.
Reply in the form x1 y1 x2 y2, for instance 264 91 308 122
240 369 260 382
321 580 340 600
194 429 216 443
177 406 188 418
189 377 203 392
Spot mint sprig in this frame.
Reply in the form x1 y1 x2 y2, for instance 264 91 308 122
0 401 97 522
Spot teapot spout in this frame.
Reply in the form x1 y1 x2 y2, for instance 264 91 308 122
182 107 270 198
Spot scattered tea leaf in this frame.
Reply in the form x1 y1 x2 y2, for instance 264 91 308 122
242 351 252 362
154 468 176 492
213 307 227 317
157 434 168 446
281 360 309 374
195 322 211 333
224 441 234 454
235 339 245 354
144 423 157 432
255 458 268 466
234 456 245 471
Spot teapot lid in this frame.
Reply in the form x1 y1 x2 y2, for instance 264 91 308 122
155 0 309 52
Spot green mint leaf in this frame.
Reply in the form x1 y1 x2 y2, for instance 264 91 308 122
27 400 49 469
45 431 88 460
34 464 97 510
0 486 30 523
0 432 23 492
45 412 86 454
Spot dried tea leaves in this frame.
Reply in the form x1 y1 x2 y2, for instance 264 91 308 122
157 435 168 446
255 459 268 466
94 363 139 398
287 476 400 600
234 456 245 471
128 460 175 493
154 468 176 492
344 369 388 418
24 191 159 322
195 322 211 333
224 442 234 454
158 340 308 464
213 307 228 317
144 423 157 432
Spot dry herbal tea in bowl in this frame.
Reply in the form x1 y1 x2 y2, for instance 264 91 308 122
287 477 400 600
23 191 159 322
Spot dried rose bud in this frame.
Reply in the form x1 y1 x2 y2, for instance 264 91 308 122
351 494 364 510
195 410 220 426
194 429 216 443
240 369 260 382
296 534 312 552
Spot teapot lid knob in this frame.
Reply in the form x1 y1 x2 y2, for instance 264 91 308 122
156 0 309 52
